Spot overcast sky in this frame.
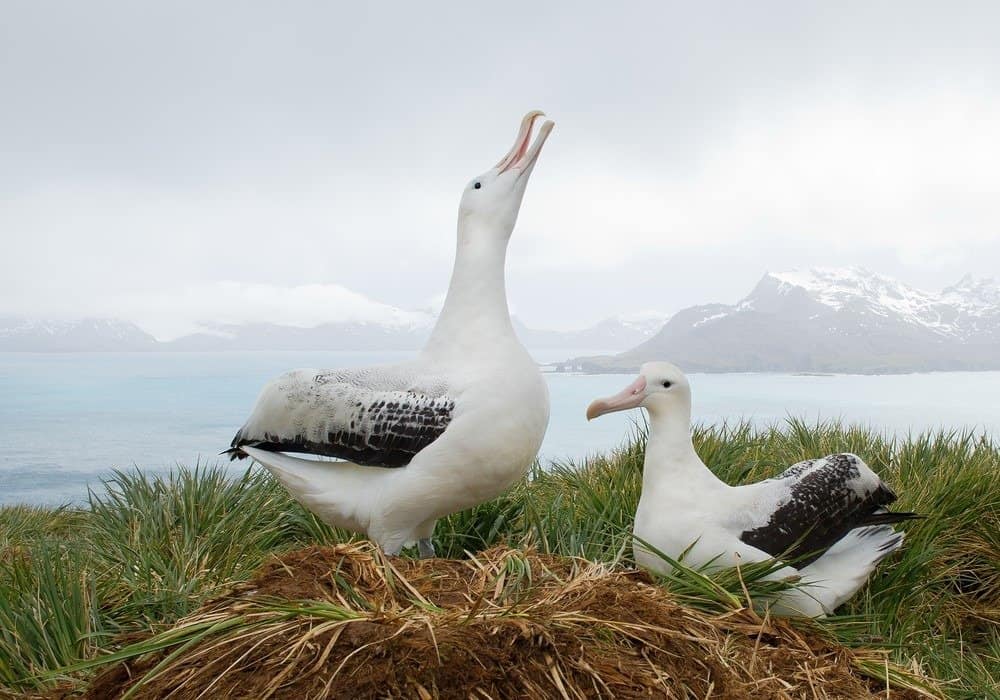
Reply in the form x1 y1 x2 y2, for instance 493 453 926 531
2 1 998 338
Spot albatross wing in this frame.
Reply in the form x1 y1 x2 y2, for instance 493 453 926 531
738 453 920 567
229 365 455 468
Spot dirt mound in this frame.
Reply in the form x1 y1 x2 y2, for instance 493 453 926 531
84 544 926 699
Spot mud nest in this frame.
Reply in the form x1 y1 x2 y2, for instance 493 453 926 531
82 544 927 699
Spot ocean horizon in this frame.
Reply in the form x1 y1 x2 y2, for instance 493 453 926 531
2 350 999 506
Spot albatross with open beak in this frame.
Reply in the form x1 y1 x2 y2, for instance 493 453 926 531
229 111 555 557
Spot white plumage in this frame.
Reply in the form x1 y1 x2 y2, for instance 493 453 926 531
587 361 917 617
230 111 555 556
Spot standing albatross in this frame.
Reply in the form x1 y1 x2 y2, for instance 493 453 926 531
229 111 554 557
587 361 919 617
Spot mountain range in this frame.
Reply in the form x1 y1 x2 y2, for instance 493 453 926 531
568 268 1000 374
5 268 998 373
0 317 160 352
0 313 665 354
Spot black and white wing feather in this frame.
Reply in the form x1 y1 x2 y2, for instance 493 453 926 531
229 366 455 468
738 453 919 567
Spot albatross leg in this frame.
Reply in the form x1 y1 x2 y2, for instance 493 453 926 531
414 517 438 558
378 532 407 557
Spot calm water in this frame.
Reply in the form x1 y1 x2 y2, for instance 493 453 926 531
2 351 999 505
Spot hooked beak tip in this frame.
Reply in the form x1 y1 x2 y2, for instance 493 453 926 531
496 110 552 174
585 400 608 421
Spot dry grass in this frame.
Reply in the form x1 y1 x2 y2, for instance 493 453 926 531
74 543 936 700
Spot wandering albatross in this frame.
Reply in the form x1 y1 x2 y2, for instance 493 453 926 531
228 111 555 557
586 361 919 617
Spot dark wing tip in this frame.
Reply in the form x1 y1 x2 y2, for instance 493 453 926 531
863 510 923 527
220 447 246 461
878 533 905 552
873 481 900 507
224 428 250 460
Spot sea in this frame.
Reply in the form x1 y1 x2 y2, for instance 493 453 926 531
2 350 999 506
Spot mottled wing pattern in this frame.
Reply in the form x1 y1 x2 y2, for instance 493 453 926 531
229 366 455 468
739 453 909 567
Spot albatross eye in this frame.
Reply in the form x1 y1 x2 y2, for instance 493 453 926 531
473 182 482 189
662 381 672 388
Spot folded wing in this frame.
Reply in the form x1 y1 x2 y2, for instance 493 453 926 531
229 366 455 468
739 453 919 567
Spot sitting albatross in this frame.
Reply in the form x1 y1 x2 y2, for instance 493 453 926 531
586 361 919 617
228 111 555 557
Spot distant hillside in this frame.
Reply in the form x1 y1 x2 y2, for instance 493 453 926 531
512 314 666 351
568 268 1000 374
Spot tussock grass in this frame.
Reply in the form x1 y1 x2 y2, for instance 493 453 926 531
86 467 299 628
0 543 105 689
0 420 996 698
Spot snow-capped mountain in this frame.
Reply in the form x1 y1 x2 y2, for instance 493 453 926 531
941 274 1000 316
0 313 664 353
572 268 1000 373
761 268 997 340
162 315 665 353
0 317 158 352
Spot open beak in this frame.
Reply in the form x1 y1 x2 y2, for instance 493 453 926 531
586 376 648 421
496 110 555 177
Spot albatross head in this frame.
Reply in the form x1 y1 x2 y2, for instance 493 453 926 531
586 361 692 421
458 110 555 238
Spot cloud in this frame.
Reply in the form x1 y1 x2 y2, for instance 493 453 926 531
97 282 434 341
521 92 1000 269
1 1 998 332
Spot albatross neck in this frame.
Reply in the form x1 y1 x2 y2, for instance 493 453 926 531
425 223 517 357
643 403 726 493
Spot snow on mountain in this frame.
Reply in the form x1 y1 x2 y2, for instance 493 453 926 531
0 317 157 351
6 269 994 364
766 267 968 337
613 311 670 335
0 312 663 354
700 267 999 340
572 268 1000 374
941 274 1000 314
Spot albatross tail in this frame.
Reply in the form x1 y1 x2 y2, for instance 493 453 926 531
757 524 906 618
240 446 388 536
798 524 906 614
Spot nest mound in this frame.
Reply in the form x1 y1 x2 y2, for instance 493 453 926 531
85 544 921 699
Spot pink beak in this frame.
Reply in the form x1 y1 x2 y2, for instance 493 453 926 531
586 376 648 421
495 110 555 175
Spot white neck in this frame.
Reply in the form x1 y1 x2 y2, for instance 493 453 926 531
424 221 517 357
643 403 726 494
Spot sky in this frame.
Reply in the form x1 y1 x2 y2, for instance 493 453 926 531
2 1 998 339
